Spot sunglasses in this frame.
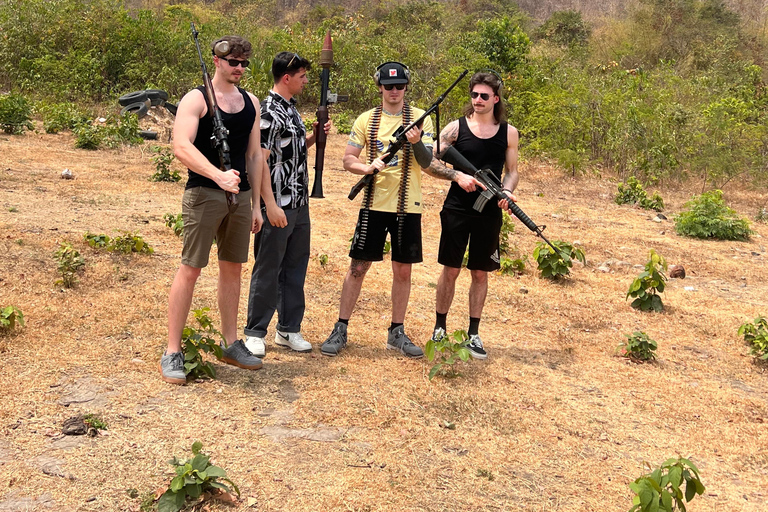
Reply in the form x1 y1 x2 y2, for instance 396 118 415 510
221 57 250 68
470 91 492 100
383 84 406 91
287 53 301 68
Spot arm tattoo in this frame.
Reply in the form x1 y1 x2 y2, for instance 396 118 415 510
426 121 459 180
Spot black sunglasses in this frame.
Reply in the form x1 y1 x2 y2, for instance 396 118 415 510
470 91 492 100
383 84 406 91
220 57 249 68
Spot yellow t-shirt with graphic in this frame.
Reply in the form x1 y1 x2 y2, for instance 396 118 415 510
348 106 435 214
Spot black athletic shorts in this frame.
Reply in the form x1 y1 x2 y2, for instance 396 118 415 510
438 207 502 271
349 209 422 263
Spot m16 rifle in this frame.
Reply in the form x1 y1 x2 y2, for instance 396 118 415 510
191 23 237 210
438 145 562 256
311 31 348 198
348 70 468 201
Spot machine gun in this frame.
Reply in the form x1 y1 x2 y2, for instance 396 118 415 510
191 23 237 209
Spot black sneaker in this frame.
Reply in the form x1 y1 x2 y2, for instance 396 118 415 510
467 334 487 360
321 322 347 357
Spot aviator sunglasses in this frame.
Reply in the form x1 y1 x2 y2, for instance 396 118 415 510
220 57 250 68
470 91 492 100
383 84 406 91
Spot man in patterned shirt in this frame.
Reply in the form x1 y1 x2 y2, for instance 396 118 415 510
244 51 330 357
320 61 439 358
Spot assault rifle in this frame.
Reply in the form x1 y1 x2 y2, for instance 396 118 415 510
348 69 468 200
438 145 562 256
191 23 237 209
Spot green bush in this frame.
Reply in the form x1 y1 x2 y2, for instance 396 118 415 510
181 308 224 380
74 123 103 150
151 146 181 182
334 110 353 135
738 316 768 361
102 113 142 148
627 249 667 312
40 102 90 134
675 190 752 241
629 458 705 512
54 242 85 288
499 210 515 256
533 240 585 279
425 329 472 380
0 306 25 332
615 177 664 211
617 331 657 361
0 93 34 134
164 213 184 237
84 231 153 254
499 255 526 276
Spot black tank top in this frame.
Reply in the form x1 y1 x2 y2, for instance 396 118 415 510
186 86 256 191
443 117 508 217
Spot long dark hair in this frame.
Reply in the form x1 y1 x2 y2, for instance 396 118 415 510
462 72 506 124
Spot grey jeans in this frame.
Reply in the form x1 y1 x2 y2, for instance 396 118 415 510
244 204 310 337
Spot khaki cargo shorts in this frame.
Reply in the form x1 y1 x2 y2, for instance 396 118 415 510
181 187 252 268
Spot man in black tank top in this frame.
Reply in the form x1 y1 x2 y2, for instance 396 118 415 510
426 72 520 360
160 35 264 385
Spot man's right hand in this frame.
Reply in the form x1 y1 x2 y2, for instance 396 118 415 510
455 171 485 193
366 151 390 174
266 203 288 228
217 169 241 193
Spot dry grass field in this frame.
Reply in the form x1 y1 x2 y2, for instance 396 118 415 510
1 117 767 512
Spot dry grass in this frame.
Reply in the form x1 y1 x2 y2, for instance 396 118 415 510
0 121 767 512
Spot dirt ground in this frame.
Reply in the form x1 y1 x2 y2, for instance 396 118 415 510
0 116 767 512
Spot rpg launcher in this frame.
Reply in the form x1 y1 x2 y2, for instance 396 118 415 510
310 31 348 199
348 69 468 201
438 145 562 256
191 22 237 210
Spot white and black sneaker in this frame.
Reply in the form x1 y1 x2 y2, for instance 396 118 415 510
275 331 312 353
467 334 488 360
430 327 446 343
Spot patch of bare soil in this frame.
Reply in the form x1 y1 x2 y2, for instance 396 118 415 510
0 122 767 511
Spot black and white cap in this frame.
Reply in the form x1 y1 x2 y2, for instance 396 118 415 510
376 62 410 85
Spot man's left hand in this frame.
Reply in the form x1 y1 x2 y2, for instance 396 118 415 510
313 119 333 136
498 189 517 212
251 206 264 234
405 125 422 144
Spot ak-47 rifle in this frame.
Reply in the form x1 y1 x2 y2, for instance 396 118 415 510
438 145 562 256
311 31 348 199
191 23 237 210
348 69 468 200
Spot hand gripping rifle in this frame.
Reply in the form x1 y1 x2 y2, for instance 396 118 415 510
311 31 348 198
348 69 468 200
191 23 237 209
438 145 562 256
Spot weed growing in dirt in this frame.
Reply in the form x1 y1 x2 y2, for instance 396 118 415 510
627 249 667 312
54 242 85 288
73 123 102 149
615 176 665 211
7 206 17 212
499 255 527 276
318 253 329 267
738 316 768 361
39 102 90 134
84 231 153 254
0 93 33 134
499 210 515 256
425 329 471 380
182 308 224 380
617 331 658 361
151 146 181 182
629 457 705 512
83 413 108 430
164 213 184 237
756 207 768 223
476 468 495 481
675 189 752 240
533 240 585 279
102 112 142 148
0 306 24 332
334 110 353 134
157 441 239 512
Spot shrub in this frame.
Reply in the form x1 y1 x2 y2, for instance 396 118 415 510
499 210 516 256
615 177 664 211
182 308 224 380
738 316 768 360
157 441 239 512
0 93 34 134
675 190 752 241
533 240 585 279
629 458 705 512
627 249 667 312
499 255 527 276
151 146 181 182
425 329 471 380
0 306 25 332
108 231 154 255
334 110 353 135
102 113 142 148
617 331 657 361
73 123 103 150
164 213 184 237
84 232 110 248
54 242 85 288
40 102 89 134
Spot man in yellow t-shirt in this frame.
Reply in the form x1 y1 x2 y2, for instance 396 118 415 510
321 61 435 358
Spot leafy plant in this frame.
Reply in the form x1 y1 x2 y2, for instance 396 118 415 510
499 255 527 276
157 441 239 512
0 306 24 332
102 112 142 148
0 93 34 134
73 123 103 150
54 242 85 288
629 457 705 512
615 177 665 211
738 316 768 360
151 146 181 182
318 253 329 267
675 190 752 241
108 231 154 254
82 413 108 430
627 249 667 312
533 240 585 279
164 213 184 237
499 210 515 256
182 308 224 380
617 331 658 361
84 232 110 248
425 329 471 380
40 102 89 133
334 110 353 134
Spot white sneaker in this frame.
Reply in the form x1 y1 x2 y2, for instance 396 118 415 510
244 335 266 358
275 331 312 353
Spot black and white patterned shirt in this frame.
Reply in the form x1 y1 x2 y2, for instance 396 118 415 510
260 91 308 209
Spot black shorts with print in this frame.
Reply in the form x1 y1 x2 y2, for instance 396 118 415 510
349 209 422 264
437 207 502 271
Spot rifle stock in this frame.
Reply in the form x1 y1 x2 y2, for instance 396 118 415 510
191 23 237 209
438 146 562 255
